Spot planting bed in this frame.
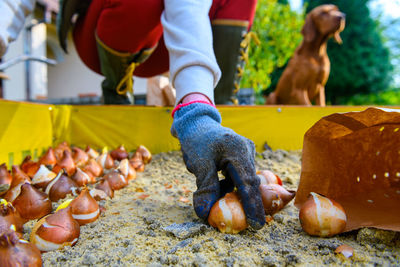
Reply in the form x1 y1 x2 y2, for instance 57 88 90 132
24 150 400 266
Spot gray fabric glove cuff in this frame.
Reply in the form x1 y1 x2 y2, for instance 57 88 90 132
171 102 221 139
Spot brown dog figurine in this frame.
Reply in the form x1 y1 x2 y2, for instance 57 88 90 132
266 5 345 106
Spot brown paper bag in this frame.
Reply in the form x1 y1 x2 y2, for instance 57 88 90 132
295 107 400 232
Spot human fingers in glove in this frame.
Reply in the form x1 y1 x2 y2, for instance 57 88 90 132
170 94 266 230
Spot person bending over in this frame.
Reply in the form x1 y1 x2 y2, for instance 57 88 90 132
1 0 265 230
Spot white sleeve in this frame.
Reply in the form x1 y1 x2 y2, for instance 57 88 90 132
0 0 35 57
161 0 221 105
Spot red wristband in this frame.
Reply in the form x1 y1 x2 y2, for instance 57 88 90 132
171 100 216 118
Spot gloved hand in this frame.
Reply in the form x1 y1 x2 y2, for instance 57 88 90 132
171 102 265 230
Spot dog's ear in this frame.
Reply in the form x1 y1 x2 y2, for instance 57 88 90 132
301 14 316 42
333 32 342 44
333 18 345 44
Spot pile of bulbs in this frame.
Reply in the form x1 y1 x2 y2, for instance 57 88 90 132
208 170 347 237
208 170 296 234
0 142 151 266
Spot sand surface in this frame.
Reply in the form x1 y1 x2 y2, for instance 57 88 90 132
24 150 400 266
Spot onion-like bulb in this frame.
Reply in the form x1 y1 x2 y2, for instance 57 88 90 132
31 165 57 189
72 147 89 167
54 141 71 161
85 146 99 159
136 145 152 164
0 163 12 196
38 147 57 167
96 151 115 170
118 159 136 181
11 165 30 182
30 206 80 252
259 184 295 215
110 145 129 161
71 167 92 187
299 192 347 237
45 171 80 202
89 188 108 201
95 179 114 199
13 183 52 220
68 188 100 225
256 170 282 185
20 155 40 178
208 192 248 234
0 199 24 235
4 166 31 203
103 170 128 190
83 159 103 179
0 230 42 267
53 150 76 176
129 152 145 172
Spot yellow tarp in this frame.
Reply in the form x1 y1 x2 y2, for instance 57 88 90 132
52 105 178 154
219 106 368 151
0 99 385 166
0 100 53 165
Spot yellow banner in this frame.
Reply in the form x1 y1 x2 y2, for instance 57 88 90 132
0 99 390 168
219 106 369 151
0 100 53 166
52 104 370 153
52 105 179 154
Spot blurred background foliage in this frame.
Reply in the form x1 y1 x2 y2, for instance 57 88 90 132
239 0 305 104
242 0 400 105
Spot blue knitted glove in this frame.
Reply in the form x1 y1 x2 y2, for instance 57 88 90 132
171 103 265 230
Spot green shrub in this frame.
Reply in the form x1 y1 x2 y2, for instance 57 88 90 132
345 89 400 105
240 0 305 93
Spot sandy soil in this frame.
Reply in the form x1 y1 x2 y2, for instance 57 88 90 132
23 150 400 266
